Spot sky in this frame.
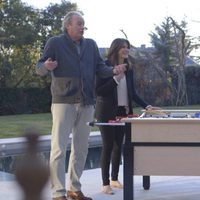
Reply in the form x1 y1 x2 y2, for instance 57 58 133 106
21 0 200 49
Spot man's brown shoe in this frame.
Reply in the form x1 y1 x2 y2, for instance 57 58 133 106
67 190 92 200
53 196 67 200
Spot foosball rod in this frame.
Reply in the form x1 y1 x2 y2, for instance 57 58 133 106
87 121 125 127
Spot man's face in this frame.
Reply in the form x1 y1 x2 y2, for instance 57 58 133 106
67 14 85 42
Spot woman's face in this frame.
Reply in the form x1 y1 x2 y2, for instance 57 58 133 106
118 42 129 60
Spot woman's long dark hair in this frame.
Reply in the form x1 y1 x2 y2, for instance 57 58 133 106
107 38 131 69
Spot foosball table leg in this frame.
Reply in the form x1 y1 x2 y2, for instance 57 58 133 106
143 175 150 190
124 123 134 200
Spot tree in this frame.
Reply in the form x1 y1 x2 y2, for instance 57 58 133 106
0 0 78 88
0 0 41 87
149 17 199 106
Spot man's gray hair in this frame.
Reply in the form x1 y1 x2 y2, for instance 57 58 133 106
62 11 83 32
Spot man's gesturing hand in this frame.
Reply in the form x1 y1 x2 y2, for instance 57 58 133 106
44 58 58 71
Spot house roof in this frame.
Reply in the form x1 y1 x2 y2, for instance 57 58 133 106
185 56 199 67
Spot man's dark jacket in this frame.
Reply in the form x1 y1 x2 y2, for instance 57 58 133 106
36 31 113 105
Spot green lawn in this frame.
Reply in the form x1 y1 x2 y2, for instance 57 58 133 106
0 113 52 138
0 105 200 139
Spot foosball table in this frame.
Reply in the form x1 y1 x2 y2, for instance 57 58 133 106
121 109 200 200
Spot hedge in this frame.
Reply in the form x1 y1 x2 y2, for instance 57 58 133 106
0 66 200 115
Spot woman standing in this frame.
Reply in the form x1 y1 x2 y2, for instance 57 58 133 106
95 38 156 194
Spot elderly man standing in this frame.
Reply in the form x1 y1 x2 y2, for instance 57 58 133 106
36 11 126 200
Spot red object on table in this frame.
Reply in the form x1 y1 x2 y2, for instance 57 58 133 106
108 114 139 123
127 114 140 118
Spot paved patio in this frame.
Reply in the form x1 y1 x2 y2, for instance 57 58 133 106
1 166 200 200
